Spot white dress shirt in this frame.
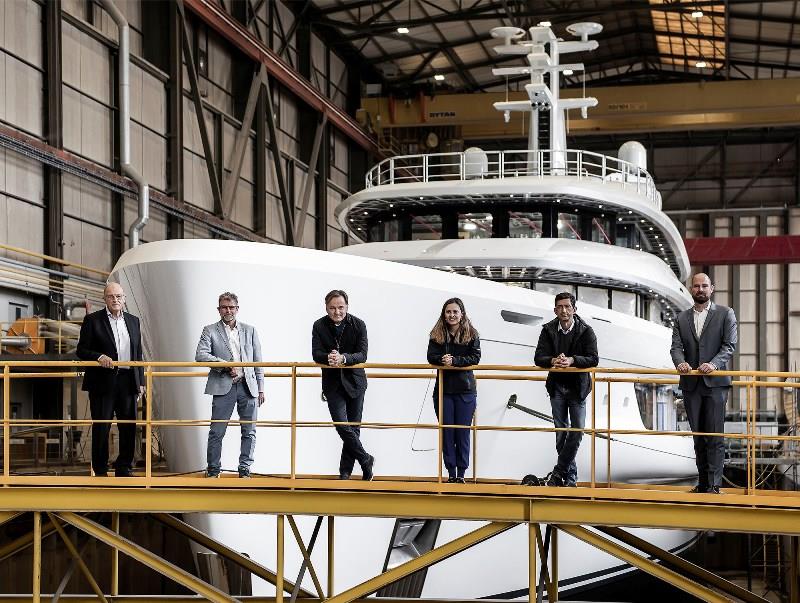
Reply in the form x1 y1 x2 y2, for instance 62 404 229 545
225 322 242 382
106 309 131 369
558 319 575 335
693 304 709 337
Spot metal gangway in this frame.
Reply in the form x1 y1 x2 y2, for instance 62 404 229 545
1 360 800 602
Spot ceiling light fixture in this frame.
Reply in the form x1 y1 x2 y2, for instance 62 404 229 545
695 60 707 68
563 69 574 76
538 20 551 27
691 10 704 18
434 74 445 81
397 26 410 34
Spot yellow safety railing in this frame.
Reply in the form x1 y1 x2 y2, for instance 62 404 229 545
0 359 797 496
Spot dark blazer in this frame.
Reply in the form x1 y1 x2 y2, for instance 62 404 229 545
312 313 368 397
77 309 144 393
534 314 599 401
427 335 481 396
670 302 738 391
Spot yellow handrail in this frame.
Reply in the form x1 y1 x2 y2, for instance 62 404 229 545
0 359 796 493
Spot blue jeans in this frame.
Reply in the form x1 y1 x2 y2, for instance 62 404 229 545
550 384 586 485
206 381 257 474
433 393 477 478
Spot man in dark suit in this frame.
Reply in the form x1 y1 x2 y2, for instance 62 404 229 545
77 282 144 477
312 290 374 480
671 273 738 494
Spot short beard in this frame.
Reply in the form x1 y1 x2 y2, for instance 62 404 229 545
692 294 709 305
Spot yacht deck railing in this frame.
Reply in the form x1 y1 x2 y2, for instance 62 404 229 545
366 149 661 209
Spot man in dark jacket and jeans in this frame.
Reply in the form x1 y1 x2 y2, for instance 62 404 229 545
534 292 599 487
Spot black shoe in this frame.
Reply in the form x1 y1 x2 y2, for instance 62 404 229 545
565 481 577 488
361 455 375 481
455 477 466 484
707 486 723 494
546 472 565 487
338 473 351 480
238 469 251 479
521 474 545 486
447 476 457 483
115 469 135 477
689 485 708 494
205 470 220 478
94 471 108 477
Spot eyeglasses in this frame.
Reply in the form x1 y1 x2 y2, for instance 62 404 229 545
218 305 239 311
105 294 125 300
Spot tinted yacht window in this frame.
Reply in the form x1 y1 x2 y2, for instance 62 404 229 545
557 212 581 239
509 211 543 238
458 213 493 239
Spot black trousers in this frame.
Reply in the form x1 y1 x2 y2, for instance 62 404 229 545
684 382 728 488
325 386 370 475
88 370 137 474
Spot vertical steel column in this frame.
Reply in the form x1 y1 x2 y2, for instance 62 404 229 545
528 504 537 603
327 516 335 597
43 0 64 324
166 2 185 239
264 78 294 244
110 46 125 261
757 216 768 412
315 119 329 250
111 512 120 595
277 515 285 603
33 512 42 603
254 85 267 236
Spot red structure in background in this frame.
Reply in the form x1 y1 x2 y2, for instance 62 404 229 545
685 236 800 265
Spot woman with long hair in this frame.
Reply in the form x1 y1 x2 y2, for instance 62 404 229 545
427 298 481 483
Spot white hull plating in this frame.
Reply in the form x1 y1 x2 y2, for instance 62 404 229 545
114 239 696 597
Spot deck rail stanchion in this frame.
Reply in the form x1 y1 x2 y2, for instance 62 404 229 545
2 365 9 483
291 365 297 480
145 364 153 481
528 501 537 603
472 406 478 483
590 369 596 489
746 379 753 494
112 512 120 595
438 368 444 484
606 380 612 487
327 516 335 598
33 511 41 603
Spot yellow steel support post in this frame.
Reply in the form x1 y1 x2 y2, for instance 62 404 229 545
437 369 443 484
748 380 754 493
327 516 334 598
533 524 555 603
32 511 41 603
325 522 515 603
559 525 729 602
551 527 558 602
528 521 537 603
277 514 285 603
590 369 596 488
606 381 611 487
111 513 119 596
291 366 297 480
48 513 108 603
287 515 324 598
57 512 236 602
3 365 10 482
791 536 798 603
145 365 153 481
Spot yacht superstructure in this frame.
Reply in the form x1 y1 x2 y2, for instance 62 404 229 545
111 21 698 599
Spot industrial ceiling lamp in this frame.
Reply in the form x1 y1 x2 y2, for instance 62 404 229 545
695 60 708 68
397 0 411 34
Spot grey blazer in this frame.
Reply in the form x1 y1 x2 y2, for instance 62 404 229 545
195 320 264 398
670 302 738 391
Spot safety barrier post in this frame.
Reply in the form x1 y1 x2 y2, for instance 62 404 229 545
438 368 444 484
590 369 596 489
291 365 297 480
551 527 559 601
471 405 478 483
145 364 153 481
2 365 9 482
528 502 537 603
277 514 285 603
746 380 753 494
606 380 612 487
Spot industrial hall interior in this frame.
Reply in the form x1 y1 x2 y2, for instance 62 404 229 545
2 0 800 602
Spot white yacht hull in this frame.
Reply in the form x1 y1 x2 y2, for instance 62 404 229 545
114 239 696 597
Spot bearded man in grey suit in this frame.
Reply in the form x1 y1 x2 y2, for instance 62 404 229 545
670 273 738 494
196 292 265 478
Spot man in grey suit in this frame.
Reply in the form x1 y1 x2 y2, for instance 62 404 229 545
196 292 265 478
670 273 738 494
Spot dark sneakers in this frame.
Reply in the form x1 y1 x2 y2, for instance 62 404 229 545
361 455 375 481
707 486 723 494
689 485 708 494
338 473 351 480
115 468 135 477
546 471 565 487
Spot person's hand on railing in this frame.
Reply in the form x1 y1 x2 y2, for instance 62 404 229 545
698 362 717 374
97 354 114 369
676 362 691 373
